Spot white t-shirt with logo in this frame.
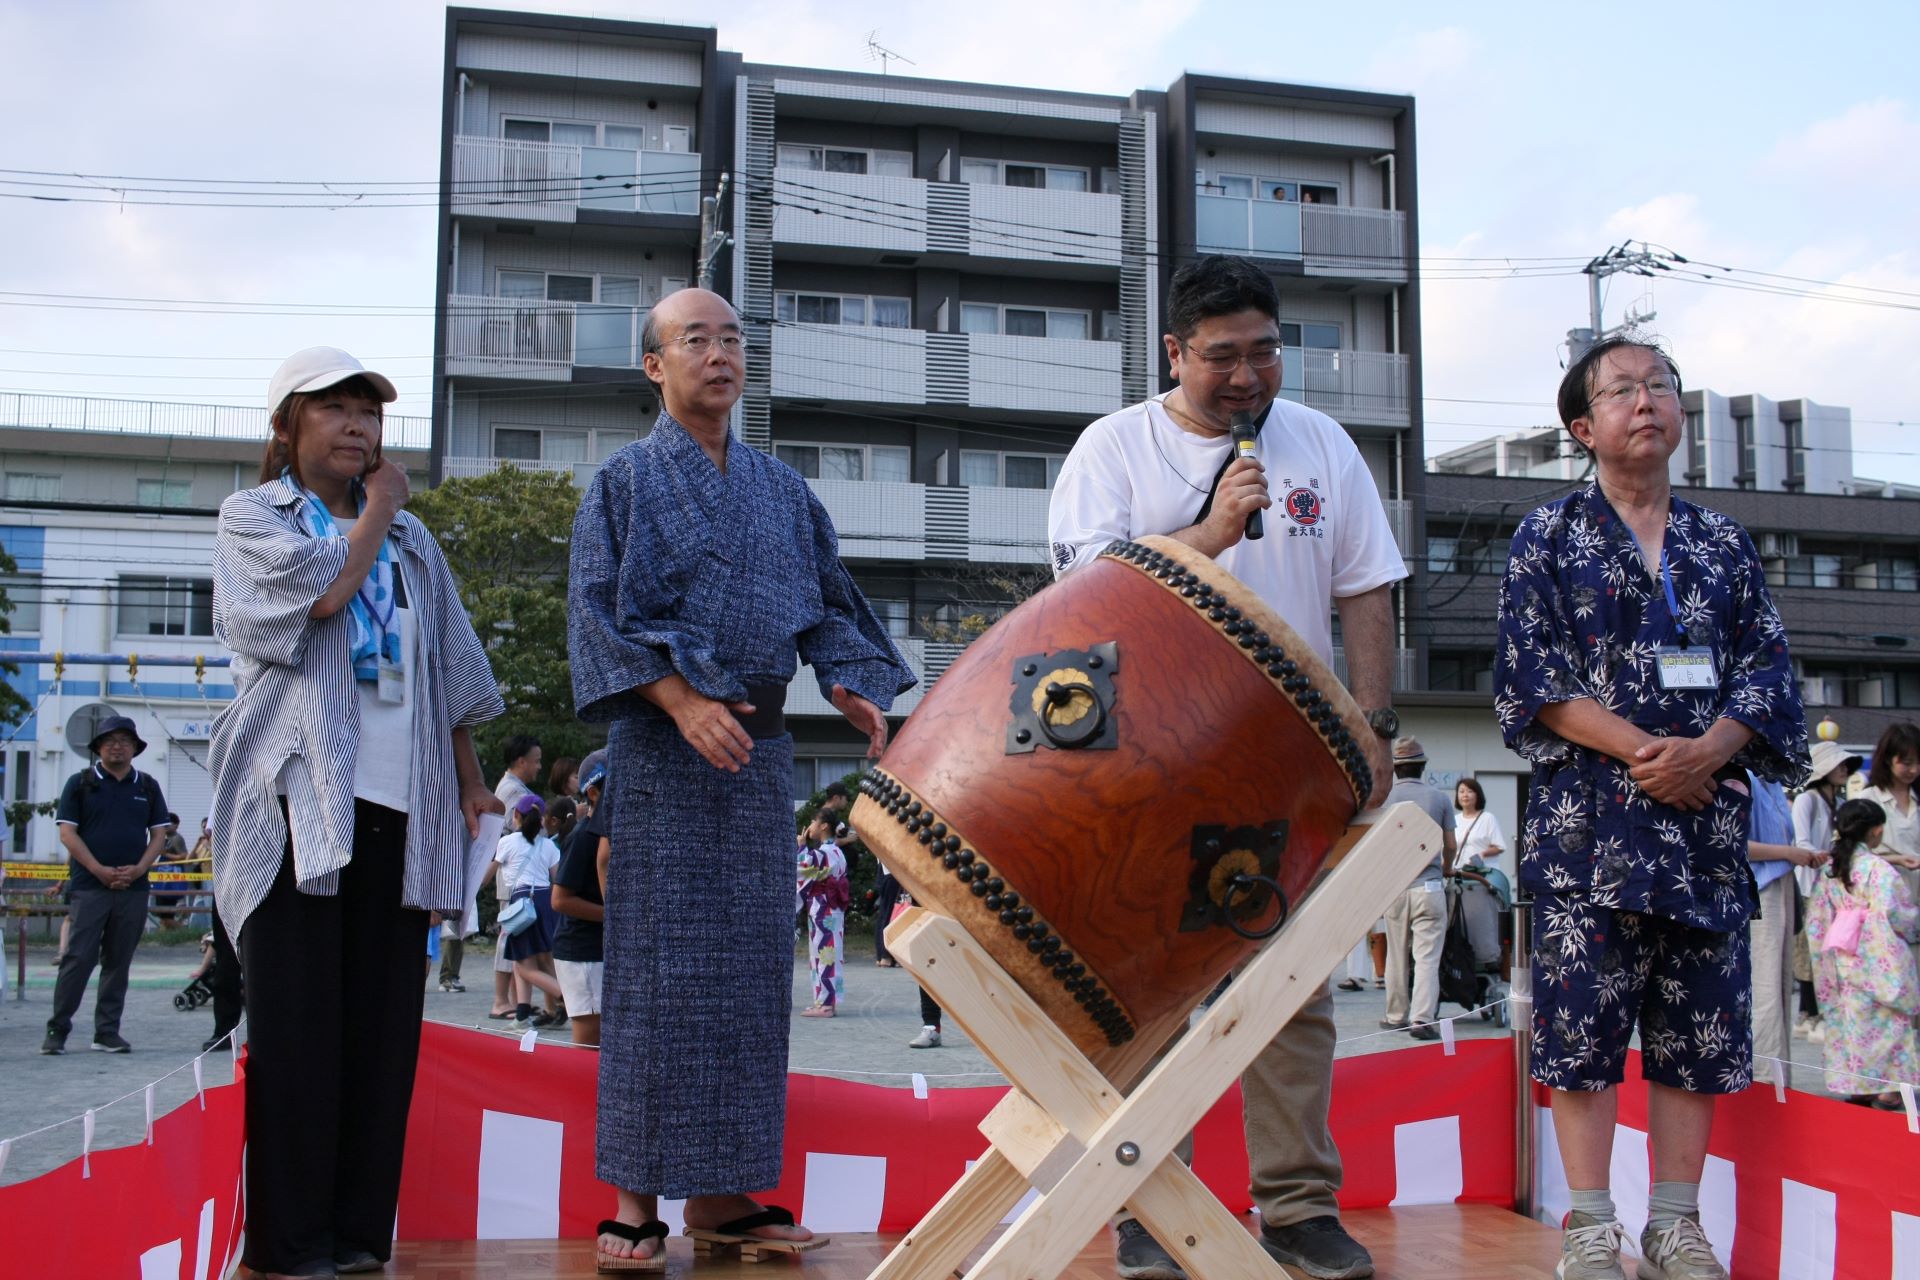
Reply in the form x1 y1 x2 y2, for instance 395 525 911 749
1048 393 1406 666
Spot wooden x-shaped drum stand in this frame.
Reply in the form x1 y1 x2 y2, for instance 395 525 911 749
864 803 1443 1280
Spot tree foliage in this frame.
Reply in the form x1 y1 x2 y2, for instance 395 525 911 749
407 465 594 778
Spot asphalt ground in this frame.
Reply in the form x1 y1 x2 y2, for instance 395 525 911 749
0 930 1831 1189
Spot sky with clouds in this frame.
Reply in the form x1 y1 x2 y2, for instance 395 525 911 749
2 1 1915 482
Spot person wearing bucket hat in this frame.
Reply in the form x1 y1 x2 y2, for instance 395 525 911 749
41 715 172 1056
208 345 505 1278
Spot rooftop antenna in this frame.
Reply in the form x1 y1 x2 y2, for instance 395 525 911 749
865 31 916 75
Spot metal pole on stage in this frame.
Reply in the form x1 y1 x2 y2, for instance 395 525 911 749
1510 893 1535 1221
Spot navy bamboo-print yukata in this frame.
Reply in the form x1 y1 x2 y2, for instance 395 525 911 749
1494 484 1808 1092
568 412 913 1197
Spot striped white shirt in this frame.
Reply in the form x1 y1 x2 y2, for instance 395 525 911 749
209 477 504 940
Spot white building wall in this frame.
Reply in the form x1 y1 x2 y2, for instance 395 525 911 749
457 32 701 88
1 511 233 860
1194 99 1396 151
1800 400 1853 495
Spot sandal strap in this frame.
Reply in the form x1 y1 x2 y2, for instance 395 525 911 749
710 1205 797 1235
597 1219 668 1244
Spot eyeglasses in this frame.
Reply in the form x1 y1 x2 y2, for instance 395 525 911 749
1181 342 1284 374
1589 376 1679 406
667 333 745 356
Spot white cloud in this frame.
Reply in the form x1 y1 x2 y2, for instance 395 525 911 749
1764 98 1920 191
1601 193 1708 253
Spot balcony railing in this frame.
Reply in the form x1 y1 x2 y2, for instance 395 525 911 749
1197 195 1408 277
966 333 1123 416
0 392 430 450
771 324 927 405
441 455 611 487
772 169 928 253
965 184 1123 267
452 136 701 221
786 637 930 719
1278 348 1410 425
445 295 650 378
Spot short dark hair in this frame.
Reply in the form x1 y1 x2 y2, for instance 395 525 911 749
1454 777 1486 811
1165 255 1280 342
1555 336 1683 439
547 756 579 797
502 734 541 769
823 781 850 800
1393 759 1426 780
166 812 180 826
1867 722 1920 791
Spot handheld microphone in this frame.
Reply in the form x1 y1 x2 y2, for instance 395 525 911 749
1230 409 1263 541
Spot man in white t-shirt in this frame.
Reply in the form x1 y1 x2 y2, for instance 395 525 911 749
1049 254 1406 1280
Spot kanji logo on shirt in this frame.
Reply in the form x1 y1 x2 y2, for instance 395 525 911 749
1052 541 1074 571
1283 488 1323 527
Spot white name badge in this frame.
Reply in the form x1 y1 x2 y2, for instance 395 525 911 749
377 652 407 704
1655 645 1717 690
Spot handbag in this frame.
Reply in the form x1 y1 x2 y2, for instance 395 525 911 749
496 890 537 937
1822 900 1867 956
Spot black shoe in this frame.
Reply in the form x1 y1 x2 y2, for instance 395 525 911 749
1408 1024 1441 1041
1260 1215 1374 1279
335 1247 384 1273
91 1032 132 1053
203 1029 236 1053
1377 1018 1408 1030
529 1010 557 1028
41 1031 66 1055
1114 1218 1186 1280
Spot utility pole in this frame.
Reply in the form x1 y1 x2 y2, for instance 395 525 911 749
1567 241 1671 361
696 171 731 290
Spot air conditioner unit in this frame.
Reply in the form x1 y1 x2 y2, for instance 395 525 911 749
1798 676 1837 707
1757 532 1799 558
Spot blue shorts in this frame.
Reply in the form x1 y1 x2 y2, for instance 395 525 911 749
1530 896 1751 1094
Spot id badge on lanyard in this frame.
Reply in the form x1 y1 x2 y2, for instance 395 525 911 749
1645 545 1718 691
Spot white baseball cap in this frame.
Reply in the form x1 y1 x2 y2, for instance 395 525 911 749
267 346 398 414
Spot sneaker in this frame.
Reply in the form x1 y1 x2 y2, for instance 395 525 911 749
1114 1218 1186 1280
1555 1211 1625 1280
1639 1213 1725 1280
908 1025 942 1049
335 1247 383 1273
1806 1020 1826 1044
41 1031 66 1055
1259 1215 1374 1279
91 1033 132 1054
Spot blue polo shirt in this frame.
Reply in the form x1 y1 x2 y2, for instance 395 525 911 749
1745 770 1795 893
55 763 170 891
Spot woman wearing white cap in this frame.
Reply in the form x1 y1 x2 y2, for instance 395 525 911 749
210 347 505 1278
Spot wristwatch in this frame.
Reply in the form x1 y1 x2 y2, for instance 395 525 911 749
1365 707 1400 741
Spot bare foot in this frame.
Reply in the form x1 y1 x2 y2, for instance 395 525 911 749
599 1189 664 1260
684 1194 813 1241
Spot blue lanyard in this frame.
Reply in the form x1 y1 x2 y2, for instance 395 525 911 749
1629 530 1687 647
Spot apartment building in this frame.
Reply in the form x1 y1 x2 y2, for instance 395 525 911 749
0 394 431 856
431 10 1425 797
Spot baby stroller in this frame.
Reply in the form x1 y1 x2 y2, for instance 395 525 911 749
173 931 217 1012
1437 873 1509 1028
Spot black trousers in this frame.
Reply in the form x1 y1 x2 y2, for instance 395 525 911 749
47 885 148 1040
239 801 425 1274
208 904 243 1040
873 873 903 962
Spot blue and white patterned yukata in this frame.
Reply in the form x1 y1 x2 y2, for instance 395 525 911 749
1494 484 1808 1092
568 412 913 1197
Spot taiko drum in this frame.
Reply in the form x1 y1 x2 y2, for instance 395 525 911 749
852 535 1377 1057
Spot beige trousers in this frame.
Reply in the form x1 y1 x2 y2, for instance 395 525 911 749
1384 882 1447 1026
1749 874 1796 1087
1121 979 1345 1231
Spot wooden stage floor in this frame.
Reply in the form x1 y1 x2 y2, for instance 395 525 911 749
381 1204 1565 1278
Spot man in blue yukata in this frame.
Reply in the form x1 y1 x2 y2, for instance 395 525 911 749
1494 337 1808 1280
568 287 915 1268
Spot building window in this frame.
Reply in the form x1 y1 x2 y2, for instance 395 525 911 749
792 755 868 805
1424 537 1459 574
1683 410 1705 482
958 304 1091 341
869 598 911 639
136 479 194 508
959 159 1090 191
0 574 40 634
118 576 215 638
1784 419 1806 489
959 450 1064 489
774 292 912 329
497 270 642 305
1196 173 1340 205
775 443 911 484
493 426 634 465
777 144 912 178
4 473 60 501
1734 414 1755 486
1281 323 1341 350
503 118 656 150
